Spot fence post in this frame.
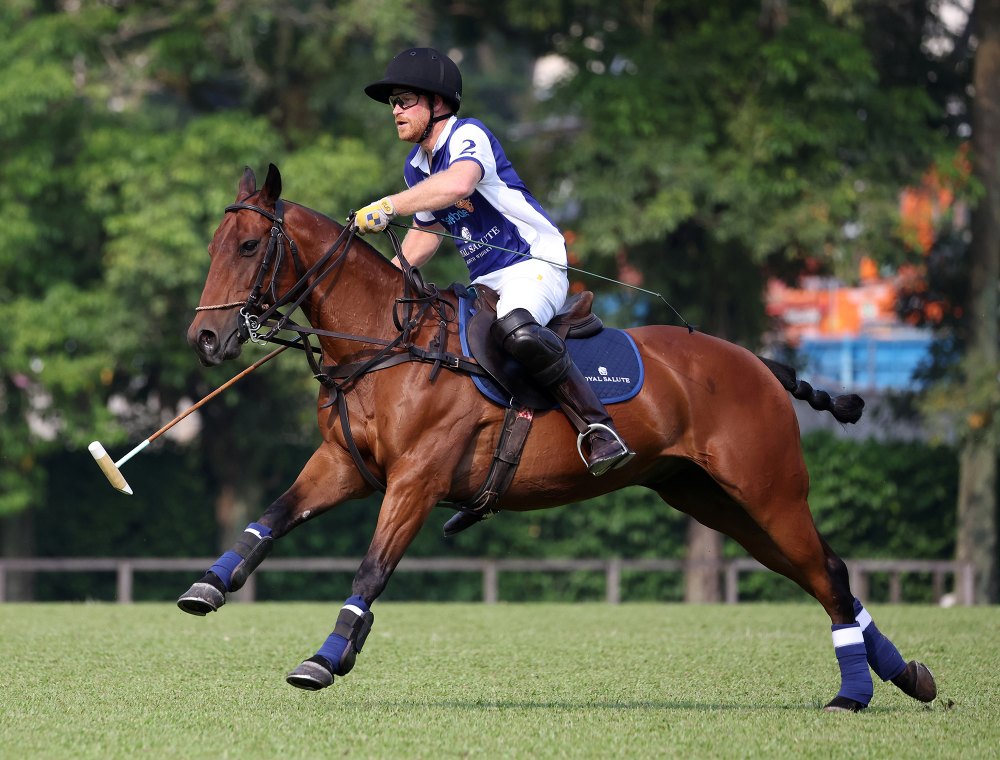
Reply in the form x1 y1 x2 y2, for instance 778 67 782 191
959 562 975 605
116 560 133 604
483 560 498 604
848 562 867 602
231 574 256 603
606 558 622 605
889 572 902 604
725 562 739 604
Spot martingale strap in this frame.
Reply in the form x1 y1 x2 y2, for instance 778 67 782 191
333 386 386 492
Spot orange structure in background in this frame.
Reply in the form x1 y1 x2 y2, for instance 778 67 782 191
769 147 968 346
766 259 901 344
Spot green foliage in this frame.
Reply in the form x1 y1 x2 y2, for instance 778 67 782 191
0 0 413 526
0 1 970 598
920 353 1000 447
523 0 943 339
804 430 957 557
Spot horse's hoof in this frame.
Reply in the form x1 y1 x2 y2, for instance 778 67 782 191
286 657 334 691
823 696 867 712
891 660 937 703
176 582 226 616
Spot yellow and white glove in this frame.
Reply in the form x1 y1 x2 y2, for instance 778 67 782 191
354 197 396 235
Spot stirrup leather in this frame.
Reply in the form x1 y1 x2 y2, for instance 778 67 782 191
575 423 634 471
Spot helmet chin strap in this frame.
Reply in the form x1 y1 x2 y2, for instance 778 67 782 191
419 93 453 142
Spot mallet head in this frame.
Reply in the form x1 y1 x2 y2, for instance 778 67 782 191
88 441 133 495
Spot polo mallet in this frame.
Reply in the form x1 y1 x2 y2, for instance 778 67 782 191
89 343 291 495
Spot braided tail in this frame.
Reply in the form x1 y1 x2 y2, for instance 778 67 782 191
757 357 865 424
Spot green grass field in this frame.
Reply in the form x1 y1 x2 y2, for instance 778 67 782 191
1 603 997 759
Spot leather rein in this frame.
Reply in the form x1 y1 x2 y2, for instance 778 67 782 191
207 199 487 491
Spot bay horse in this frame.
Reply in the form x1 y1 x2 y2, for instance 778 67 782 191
178 164 936 711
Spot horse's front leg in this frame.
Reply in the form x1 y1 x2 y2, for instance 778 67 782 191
285 473 440 691
176 443 370 615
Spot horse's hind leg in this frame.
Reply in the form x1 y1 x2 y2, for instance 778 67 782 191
177 443 369 615
808 544 936 707
657 471 934 710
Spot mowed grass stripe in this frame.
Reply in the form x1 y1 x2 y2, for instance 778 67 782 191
1 603 997 759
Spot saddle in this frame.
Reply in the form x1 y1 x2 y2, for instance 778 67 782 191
464 284 604 409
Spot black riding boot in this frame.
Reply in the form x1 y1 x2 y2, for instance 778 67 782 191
494 308 634 477
548 362 636 476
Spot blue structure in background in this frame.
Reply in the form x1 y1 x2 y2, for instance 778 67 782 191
799 330 933 391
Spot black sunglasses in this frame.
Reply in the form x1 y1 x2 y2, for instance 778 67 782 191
388 91 421 110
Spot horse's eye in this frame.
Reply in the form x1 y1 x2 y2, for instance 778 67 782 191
240 239 260 256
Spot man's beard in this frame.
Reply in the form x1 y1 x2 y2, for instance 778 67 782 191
398 113 431 143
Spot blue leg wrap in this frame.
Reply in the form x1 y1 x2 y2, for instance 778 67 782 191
316 595 373 676
832 623 874 705
208 522 272 590
853 598 907 681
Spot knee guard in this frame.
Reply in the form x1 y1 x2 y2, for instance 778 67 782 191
491 308 571 386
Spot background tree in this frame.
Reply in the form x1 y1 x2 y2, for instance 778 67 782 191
892 0 999 604
952 0 999 603
0 1 413 596
520 0 947 600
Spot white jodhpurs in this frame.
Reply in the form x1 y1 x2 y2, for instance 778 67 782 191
472 257 570 326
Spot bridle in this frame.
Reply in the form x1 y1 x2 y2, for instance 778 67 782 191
195 198 351 348
206 198 448 359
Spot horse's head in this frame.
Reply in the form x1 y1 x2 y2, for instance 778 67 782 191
188 163 290 366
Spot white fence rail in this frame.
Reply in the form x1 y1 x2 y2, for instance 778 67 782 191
0 557 975 605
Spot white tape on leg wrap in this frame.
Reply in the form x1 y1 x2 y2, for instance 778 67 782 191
832 626 865 648
855 606 873 631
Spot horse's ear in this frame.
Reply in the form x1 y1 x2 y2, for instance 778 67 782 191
259 163 282 207
237 166 256 201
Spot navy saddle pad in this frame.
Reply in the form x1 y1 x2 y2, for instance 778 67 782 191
457 292 644 408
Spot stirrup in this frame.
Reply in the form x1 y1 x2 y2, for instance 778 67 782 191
576 423 635 476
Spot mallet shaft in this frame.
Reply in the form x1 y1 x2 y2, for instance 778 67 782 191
145 342 290 446
115 439 150 468
90 341 293 495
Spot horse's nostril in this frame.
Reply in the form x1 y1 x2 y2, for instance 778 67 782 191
198 330 218 353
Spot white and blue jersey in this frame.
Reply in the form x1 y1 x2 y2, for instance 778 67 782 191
403 116 568 281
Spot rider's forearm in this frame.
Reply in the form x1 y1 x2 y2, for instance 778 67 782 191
389 161 481 217
393 225 443 269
